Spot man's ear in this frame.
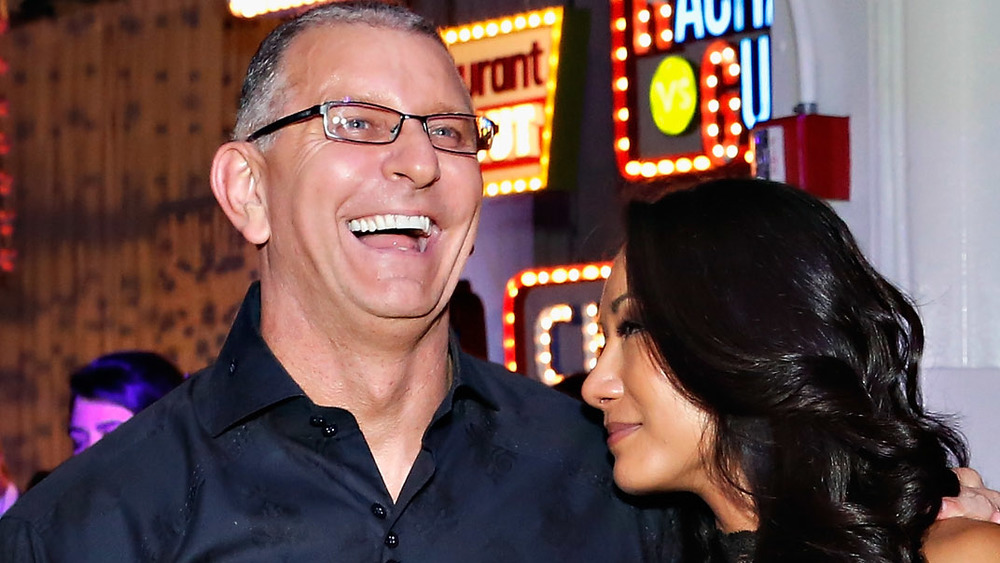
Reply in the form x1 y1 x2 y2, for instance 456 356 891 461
210 142 270 246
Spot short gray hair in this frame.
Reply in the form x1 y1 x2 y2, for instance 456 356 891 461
233 1 449 148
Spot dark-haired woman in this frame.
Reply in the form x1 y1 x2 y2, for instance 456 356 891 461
583 178 1000 562
69 351 185 455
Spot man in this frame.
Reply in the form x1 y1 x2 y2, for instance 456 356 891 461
0 3 672 561
2 2 997 561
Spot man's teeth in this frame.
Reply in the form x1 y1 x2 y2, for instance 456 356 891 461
348 214 431 235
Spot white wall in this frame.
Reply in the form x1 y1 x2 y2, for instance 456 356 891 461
792 0 1000 484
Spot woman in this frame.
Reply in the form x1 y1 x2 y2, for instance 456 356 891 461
69 351 185 455
583 178 1000 561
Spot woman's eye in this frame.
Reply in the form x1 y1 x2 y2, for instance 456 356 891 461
616 320 643 338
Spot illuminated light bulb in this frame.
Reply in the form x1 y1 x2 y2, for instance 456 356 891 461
637 9 650 23
706 123 720 137
617 137 631 151
552 269 568 283
625 161 642 176
521 272 538 286
729 97 742 111
529 178 543 190
538 333 551 346
694 156 711 170
708 99 720 113
485 183 499 197
723 47 736 60
614 17 627 32
515 16 527 29
713 144 725 157
507 285 518 298
537 271 551 285
615 47 628 61
586 323 599 336
617 107 630 121
472 25 485 39
514 179 527 192
528 13 541 27
444 30 458 44
544 10 557 25
641 162 657 177
486 22 499 36
504 338 516 348
616 77 629 91
501 20 513 33
730 123 743 135
587 358 597 370
500 180 513 194
597 333 606 347
569 269 581 282
726 145 739 159
661 4 673 17
588 341 601 353
600 265 612 278
543 368 557 381
706 75 718 88
676 158 693 173
582 265 600 280
660 30 673 42
540 318 553 331
638 34 652 48
657 159 675 175
459 28 471 42
745 150 755 163
507 361 518 371
710 51 723 65
728 63 740 76
505 312 516 324
586 303 598 316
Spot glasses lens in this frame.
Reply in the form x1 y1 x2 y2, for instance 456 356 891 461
324 103 399 143
425 115 482 154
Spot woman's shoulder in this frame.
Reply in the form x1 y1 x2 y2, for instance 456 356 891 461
924 517 1000 562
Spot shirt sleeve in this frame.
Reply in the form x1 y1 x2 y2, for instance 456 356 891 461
0 514 49 562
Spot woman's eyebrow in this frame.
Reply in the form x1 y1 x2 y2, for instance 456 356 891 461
609 293 633 314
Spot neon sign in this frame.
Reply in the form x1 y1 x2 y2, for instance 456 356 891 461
503 262 611 385
611 0 773 179
442 8 564 197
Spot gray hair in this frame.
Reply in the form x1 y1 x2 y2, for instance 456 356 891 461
233 1 449 148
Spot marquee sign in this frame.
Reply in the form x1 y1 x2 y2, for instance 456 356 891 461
503 262 611 385
611 0 774 179
442 8 564 197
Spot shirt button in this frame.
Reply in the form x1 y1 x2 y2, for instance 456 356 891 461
322 425 338 437
309 415 326 427
384 531 399 548
371 503 387 519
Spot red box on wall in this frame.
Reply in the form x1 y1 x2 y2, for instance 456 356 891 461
750 114 850 200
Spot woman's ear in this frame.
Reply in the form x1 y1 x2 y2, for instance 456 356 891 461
210 142 270 246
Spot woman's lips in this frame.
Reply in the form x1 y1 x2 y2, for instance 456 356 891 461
605 422 640 448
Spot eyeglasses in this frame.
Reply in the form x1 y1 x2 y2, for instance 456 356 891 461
246 99 498 155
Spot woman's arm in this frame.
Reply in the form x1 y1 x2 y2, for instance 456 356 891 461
924 518 1000 562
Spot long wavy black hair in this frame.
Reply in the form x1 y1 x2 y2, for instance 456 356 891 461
623 178 968 562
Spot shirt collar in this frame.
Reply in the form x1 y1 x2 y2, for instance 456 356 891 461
196 282 502 437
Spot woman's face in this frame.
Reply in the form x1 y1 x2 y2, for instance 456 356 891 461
582 256 714 495
69 396 135 455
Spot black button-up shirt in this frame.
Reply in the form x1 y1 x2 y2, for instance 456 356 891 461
0 283 682 561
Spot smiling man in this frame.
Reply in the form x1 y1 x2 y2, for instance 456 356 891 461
0 2 674 561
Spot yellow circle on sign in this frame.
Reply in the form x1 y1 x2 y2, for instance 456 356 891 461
649 56 698 136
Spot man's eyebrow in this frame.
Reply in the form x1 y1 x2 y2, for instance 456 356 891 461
609 293 633 314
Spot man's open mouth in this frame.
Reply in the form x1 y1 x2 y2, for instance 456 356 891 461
348 214 433 253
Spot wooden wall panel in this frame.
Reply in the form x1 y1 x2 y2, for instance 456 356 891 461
0 0 277 487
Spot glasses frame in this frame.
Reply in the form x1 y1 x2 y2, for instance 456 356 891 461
245 99 497 155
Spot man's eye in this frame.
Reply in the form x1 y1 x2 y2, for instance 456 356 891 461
342 117 371 130
428 124 462 139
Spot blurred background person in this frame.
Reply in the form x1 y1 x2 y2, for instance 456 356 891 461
0 444 18 517
68 351 185 455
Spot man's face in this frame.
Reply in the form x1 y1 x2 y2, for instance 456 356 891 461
257 24 483 326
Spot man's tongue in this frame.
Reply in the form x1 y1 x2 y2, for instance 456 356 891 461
358 233 420 252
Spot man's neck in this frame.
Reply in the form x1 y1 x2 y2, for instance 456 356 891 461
259 285 453 501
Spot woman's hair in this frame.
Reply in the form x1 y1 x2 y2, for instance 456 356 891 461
624 178 968 562
70 351 185 415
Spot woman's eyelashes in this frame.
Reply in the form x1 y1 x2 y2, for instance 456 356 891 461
616 318 644 338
